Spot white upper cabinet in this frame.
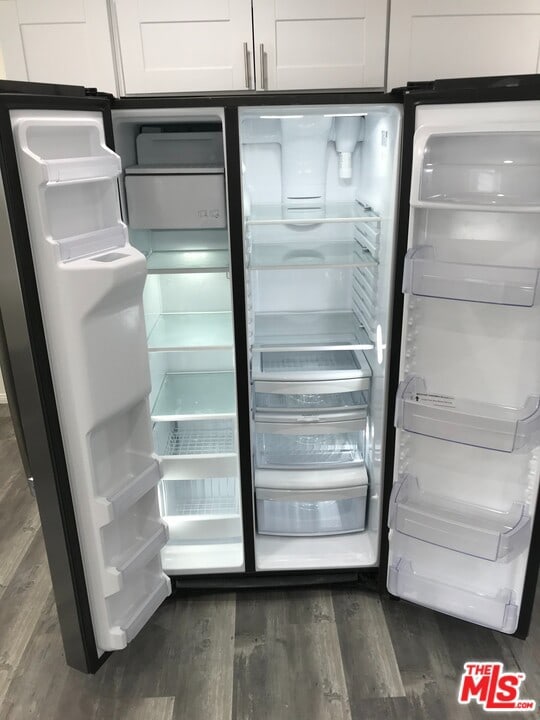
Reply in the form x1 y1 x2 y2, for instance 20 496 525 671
387 0 540 90
0 0 117 93
252 0 387 90
112 0 255 94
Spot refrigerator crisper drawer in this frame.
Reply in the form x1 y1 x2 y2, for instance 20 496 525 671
125 169 226 229
255 419 365 469
252 349 371 386
255 465 369 491
256 486 368 536
254 388 368 423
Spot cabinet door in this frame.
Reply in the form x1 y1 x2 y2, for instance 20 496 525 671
113 0 255 94
0 0 117 93
387 0 540 90
252 0 387 90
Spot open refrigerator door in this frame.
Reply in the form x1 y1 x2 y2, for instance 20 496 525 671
387 98 540 633
10 108 171 653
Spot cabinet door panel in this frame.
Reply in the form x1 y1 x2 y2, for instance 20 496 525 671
253 0 387 90
0 0 116 93
113 0 254 94
387 0 540 90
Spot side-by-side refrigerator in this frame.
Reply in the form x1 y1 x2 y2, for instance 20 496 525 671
0 75 538 673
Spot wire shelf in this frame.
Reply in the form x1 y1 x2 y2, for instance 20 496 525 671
158 421 236 456
160 477 240 517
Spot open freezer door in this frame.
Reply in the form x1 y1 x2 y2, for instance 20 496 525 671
386 82 540 636
9 104 171 656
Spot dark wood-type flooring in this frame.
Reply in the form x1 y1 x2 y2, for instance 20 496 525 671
0 404 538 719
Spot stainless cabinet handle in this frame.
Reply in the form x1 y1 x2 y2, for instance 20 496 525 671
259 43 266 90
243 42 250 89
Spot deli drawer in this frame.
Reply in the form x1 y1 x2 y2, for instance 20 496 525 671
254 388 368 423
256 485 368 536
125 166 226 229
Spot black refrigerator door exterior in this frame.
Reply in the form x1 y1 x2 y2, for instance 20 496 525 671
380 76 540 638
0 81 171 672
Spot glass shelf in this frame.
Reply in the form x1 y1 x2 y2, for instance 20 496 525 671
389 475 531 561
253 311 374 351
253 349 371 386
395 375 540 452
246 202 381 226
147 312 234 351
403 246 540 306
151 371 236 421
388 558 518 633
249 241 377 270
145 249 229 274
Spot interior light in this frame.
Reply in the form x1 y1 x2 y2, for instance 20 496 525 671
503 160 514 164
259 115 304 119
323 113 368 118
376 324 385 365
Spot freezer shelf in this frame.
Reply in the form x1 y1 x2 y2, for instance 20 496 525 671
249 241 377 270
395 375 540 452
154 420 237 458
147 312 234 351
146 249 229 274
246 202 381 225
256 486 367 536
389 475 531 561
388 558 518 633
151 371 236 421
254 312 374 351
403 246 540 306
256 424 364 469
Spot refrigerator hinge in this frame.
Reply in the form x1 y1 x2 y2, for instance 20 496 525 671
26 476 36 498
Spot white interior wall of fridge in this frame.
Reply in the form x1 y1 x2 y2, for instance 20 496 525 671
239 104 402 570
112 108 244 575
389 100 540 633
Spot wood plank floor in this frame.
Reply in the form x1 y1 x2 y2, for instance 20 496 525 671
0 404 538 720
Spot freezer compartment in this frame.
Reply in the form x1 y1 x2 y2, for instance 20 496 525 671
395 375 540 452
154 420 237 481
388 558 518 633
252 349 372 385
151 371 236 422
403 245 540 306
254 388 368 422
256 486 367 536
159 477 244 573
414 130 540 210
125 170 226 230
389 475 531 561
255 419 365 469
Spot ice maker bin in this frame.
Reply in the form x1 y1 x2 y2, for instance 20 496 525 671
125 166 226 230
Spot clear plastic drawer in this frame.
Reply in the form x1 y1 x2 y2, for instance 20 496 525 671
256 485 367 536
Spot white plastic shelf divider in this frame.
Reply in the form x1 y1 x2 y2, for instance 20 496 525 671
403 246 540 306
147 312 234 351
146 249 230 274
253 312 374 352
395 375 540 452
151 371 236 422
388 558 519 633
249 242 377 270
246 202 381 226
389 475 531 561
